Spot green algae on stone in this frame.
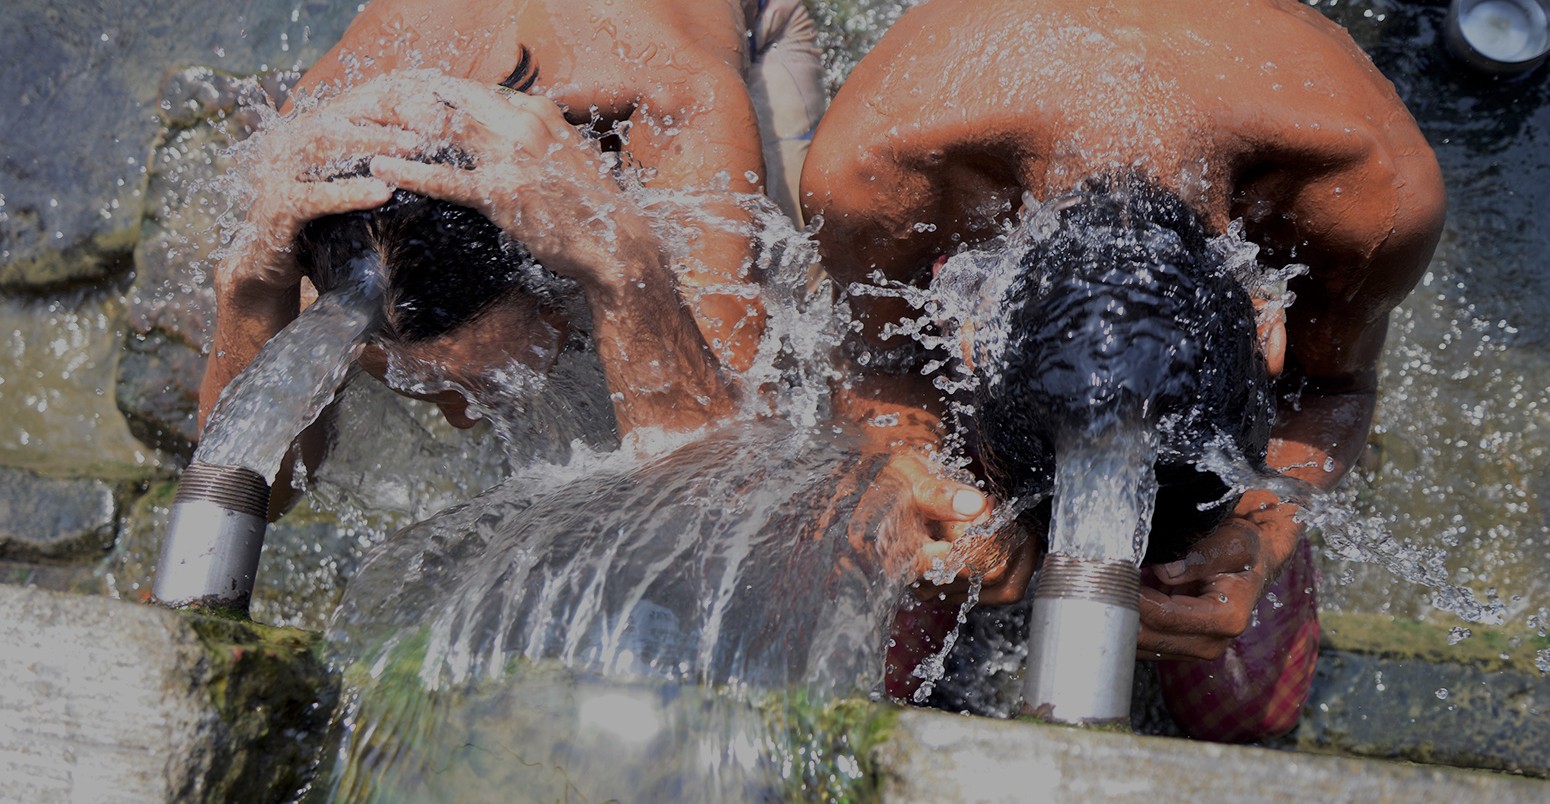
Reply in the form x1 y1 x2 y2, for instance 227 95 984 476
764 688 898 802
181 610 337 803
324 632 899 802
1321 610 1550 676
0 225 140 289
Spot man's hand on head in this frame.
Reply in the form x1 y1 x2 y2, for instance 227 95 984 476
220 106 425 301
343 73 654 298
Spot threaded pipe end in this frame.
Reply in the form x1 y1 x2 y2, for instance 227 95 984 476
1034 553 1140 609
174 462 270 518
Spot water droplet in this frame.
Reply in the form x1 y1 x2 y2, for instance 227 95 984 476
1435 688 1449 700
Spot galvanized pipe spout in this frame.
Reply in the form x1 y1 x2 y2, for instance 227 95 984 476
151 462 271 615
1020 553 1141 725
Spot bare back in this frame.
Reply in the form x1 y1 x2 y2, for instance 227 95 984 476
804 0 1445 384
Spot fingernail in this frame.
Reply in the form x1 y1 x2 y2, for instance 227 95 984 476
952 489 986 517
1158 560 1188 580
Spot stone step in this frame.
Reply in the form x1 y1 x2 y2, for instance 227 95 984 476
0 585 332 804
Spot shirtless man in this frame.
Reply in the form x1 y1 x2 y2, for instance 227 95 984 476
201 0 827 512
803 0 1445 740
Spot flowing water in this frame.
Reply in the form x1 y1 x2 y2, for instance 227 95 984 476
194 269 383 482
41 0 1543 794
314 421 918 801
1047 424 1158 565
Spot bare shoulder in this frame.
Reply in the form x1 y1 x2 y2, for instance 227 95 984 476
1224 2 1444 313
803 1 1023 281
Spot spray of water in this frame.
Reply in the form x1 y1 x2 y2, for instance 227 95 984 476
194 261 385 482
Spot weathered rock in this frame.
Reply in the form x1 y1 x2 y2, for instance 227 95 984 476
0 467 117 562
0 0 352 289
117 67 304 460
0 585 334 803
0 560 110 596
116 328 205 458
876 707 1550 802
0 290 167 476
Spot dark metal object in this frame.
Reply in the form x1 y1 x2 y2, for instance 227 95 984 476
1446 0 1550 76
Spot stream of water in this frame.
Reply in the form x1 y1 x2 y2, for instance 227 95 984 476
156 1 1550 795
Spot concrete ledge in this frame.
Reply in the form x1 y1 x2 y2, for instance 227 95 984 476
0 586 332 803
878 708 1550 802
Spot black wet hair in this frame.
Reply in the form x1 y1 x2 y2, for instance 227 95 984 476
295 157 576 344
295 49 563 343
973 174 1274 564
500 46 540 93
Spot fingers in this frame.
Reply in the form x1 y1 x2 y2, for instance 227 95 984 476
977 538 1038 605
255 112 424 172
293 176 395 217
1152 519 1259 587
889 452 988 523
335 75 576 158
368 157 486 209
1137 574 1258 661
249 175 392 243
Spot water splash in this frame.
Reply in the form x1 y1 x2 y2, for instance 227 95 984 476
1196 447 1510 626
195 267 384 481
321 421 925 798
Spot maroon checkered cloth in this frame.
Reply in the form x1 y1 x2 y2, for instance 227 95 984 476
1154 538 1321 743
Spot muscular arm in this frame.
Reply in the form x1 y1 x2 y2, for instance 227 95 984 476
200 0 765 496
1143 120 1446 660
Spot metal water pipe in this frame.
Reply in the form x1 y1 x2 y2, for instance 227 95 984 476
1020 553 1141 725
151 462 271 614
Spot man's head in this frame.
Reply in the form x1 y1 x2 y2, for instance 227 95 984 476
972 174 1274 563
296 188 579 426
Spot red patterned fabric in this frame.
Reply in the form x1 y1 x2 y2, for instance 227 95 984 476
1154 538 1321 743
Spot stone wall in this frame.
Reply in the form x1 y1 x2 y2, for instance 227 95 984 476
0 0 514 631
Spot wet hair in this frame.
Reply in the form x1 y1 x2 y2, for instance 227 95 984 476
500 47 540 93
295 165 576 344
295 50 559 343
972 174 1274 564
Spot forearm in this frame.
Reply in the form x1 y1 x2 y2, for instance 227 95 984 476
626 64 767 372
1241 387 1377 576
832 367 950 452
671 197 767 373
199 278 299 429
581 227 735 434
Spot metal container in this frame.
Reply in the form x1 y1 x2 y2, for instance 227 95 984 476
1020 553 1140 725
151 462 271 614
1446 0 1550 76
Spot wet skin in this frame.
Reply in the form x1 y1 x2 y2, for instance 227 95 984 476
200 0 771 515
803 0 1446 663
